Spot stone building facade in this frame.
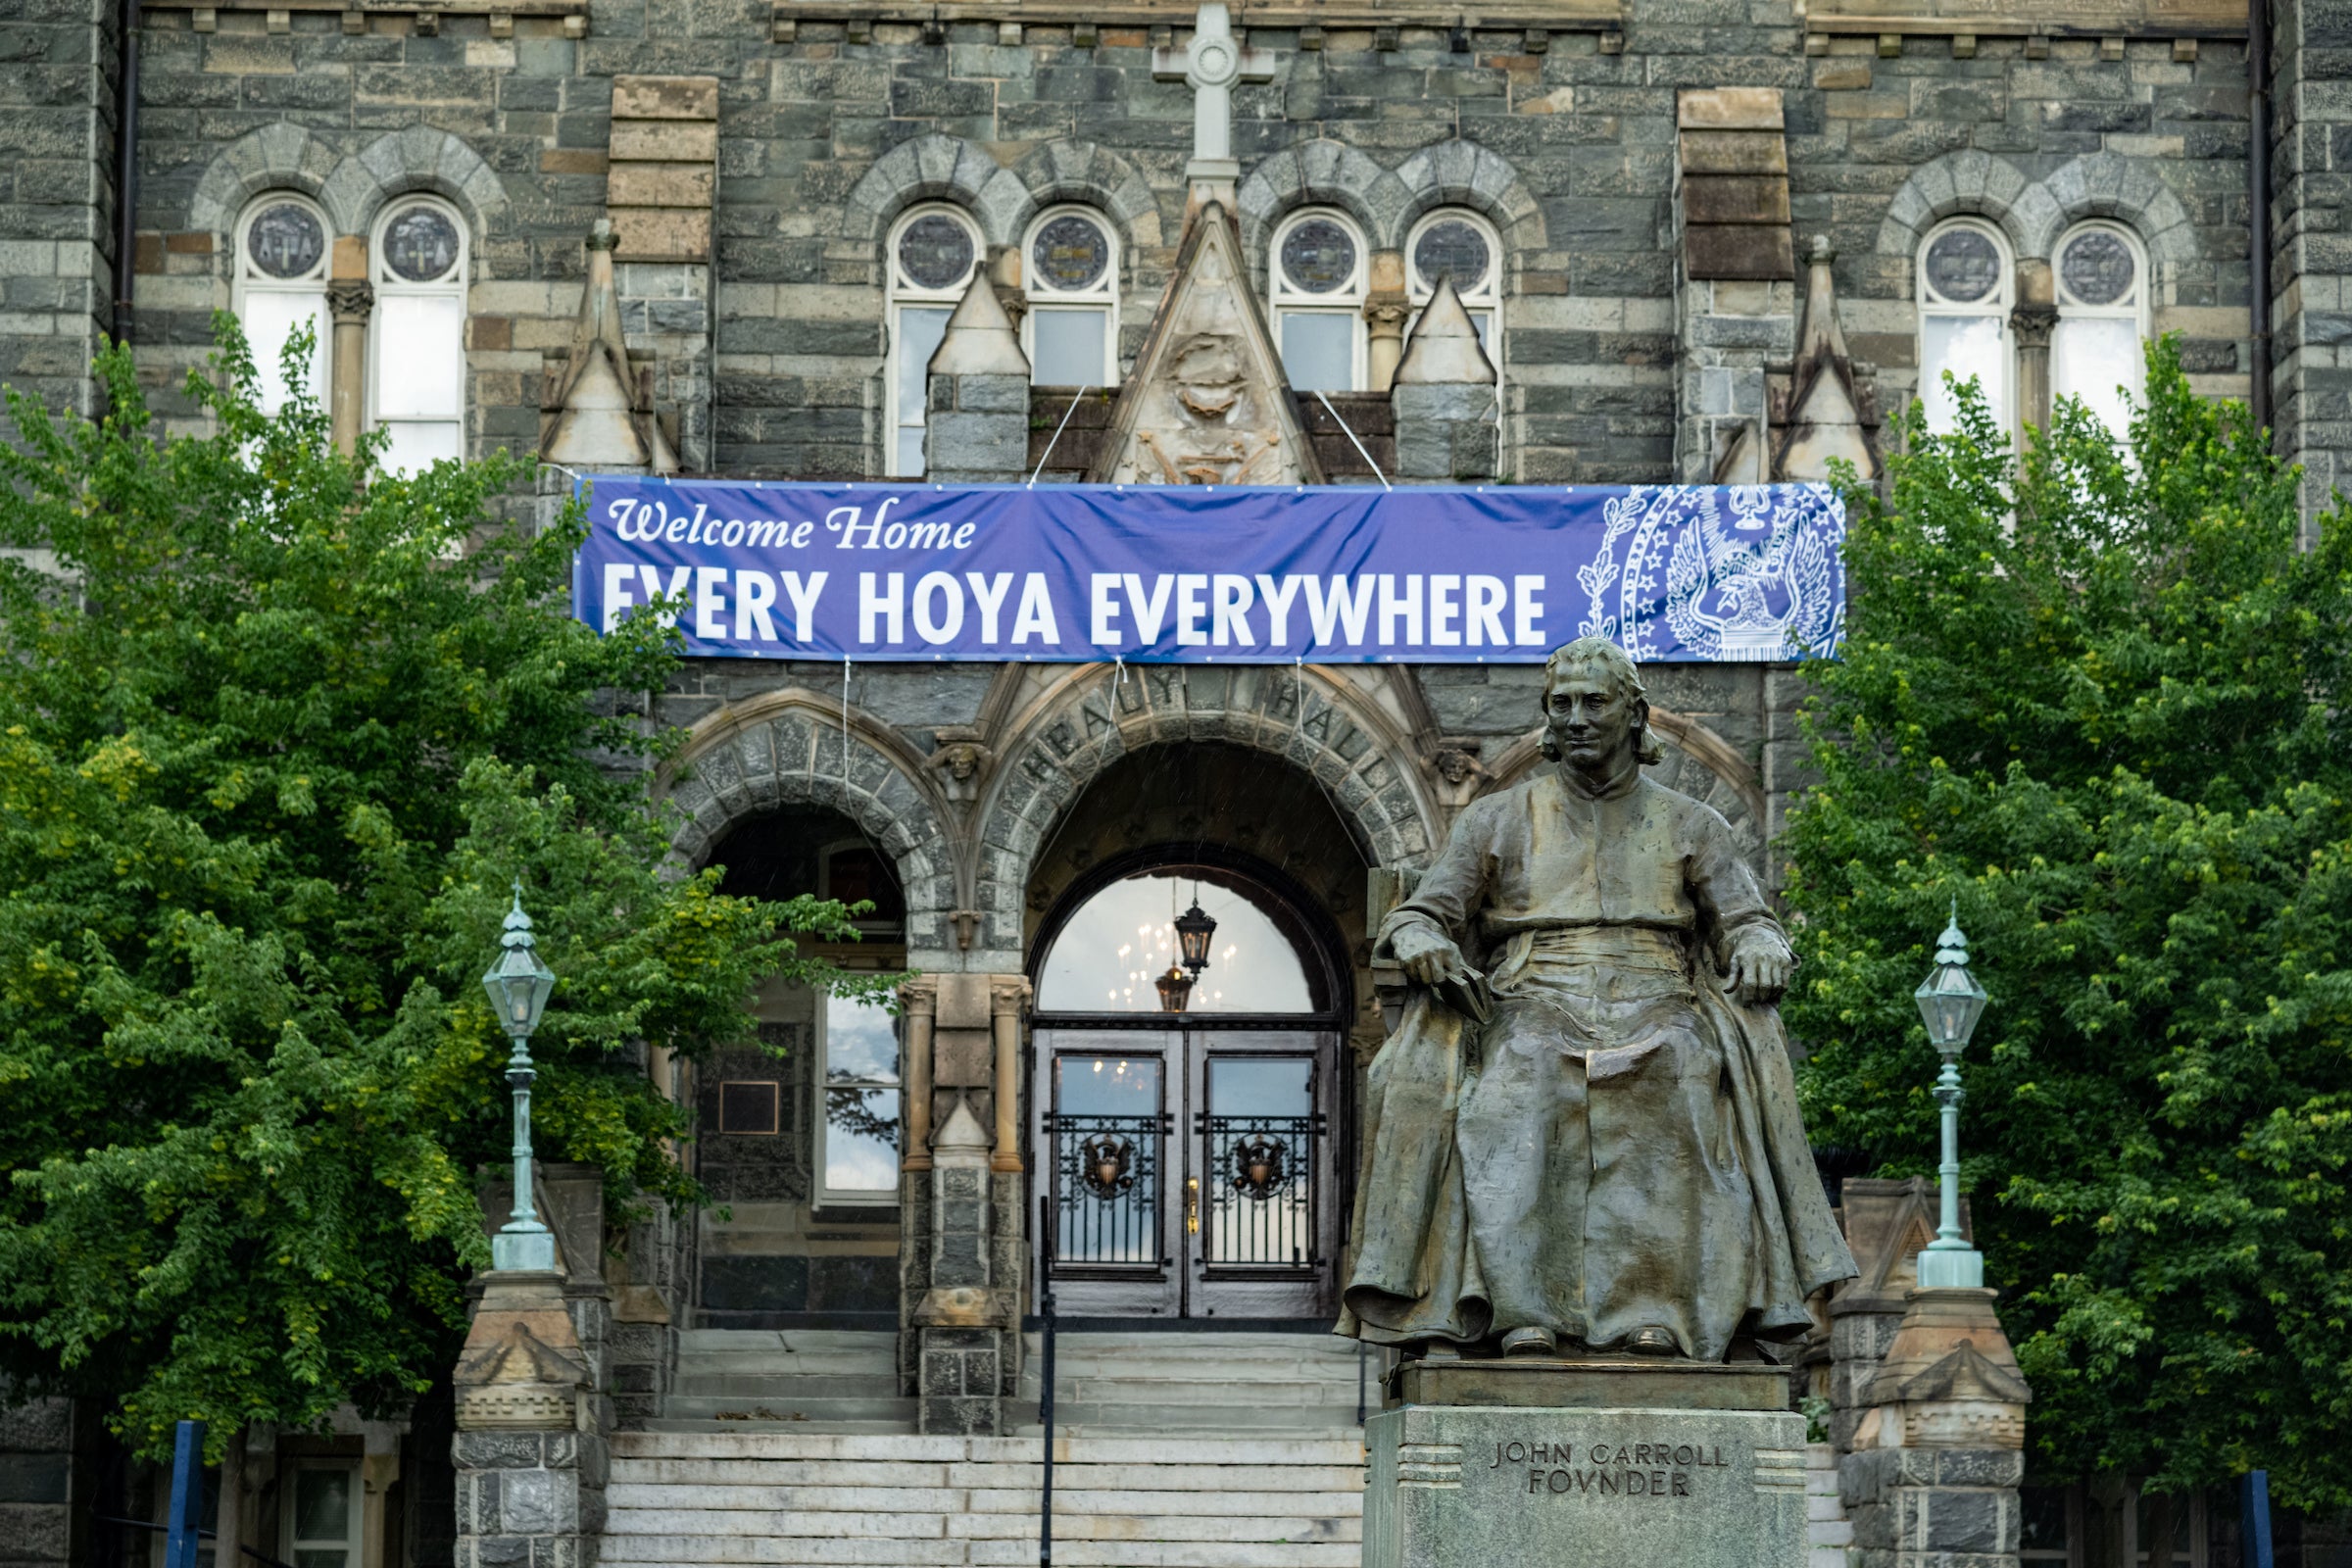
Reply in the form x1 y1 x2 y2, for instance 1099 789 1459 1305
0 0 2326 1562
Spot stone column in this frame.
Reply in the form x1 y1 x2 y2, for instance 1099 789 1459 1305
1840 1286 2033 1568
987 978 1028 1174
913 1100 1008 1434
359 1447 399 1568
1365 249 1409 392
326 279 372 457
902 978 938 1173
923 275 1032 483
450 1268 601 1568
2011 260 2057 435
1392 278 1498 483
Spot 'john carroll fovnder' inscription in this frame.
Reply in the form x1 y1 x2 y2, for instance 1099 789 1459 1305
1487 1439 1735 1499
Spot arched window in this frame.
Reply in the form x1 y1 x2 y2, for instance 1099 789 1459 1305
1916 219 2014 436
1270 208 1367 393
1036 870 1317 1014
885 204 984 477
2051 221 2148 441
1406 208 1502 359
1024 207 1118 388
233 193 331 415
368 197 467 474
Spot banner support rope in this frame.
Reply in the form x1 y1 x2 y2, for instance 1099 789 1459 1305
1313 390 1391 491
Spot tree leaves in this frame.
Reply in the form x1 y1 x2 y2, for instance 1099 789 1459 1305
1786 341 2352 1505
0 321 883 1459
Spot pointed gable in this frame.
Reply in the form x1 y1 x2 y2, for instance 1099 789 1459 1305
1090 202 1324 485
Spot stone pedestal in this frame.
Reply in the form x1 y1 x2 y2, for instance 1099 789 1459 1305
1364 1360 1806 1568
923 276 1031 484
451 1270 602 1568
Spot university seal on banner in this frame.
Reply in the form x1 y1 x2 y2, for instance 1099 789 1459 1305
1578 484 1843 662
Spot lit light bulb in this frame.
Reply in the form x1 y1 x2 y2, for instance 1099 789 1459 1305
1093 1060 1103 1073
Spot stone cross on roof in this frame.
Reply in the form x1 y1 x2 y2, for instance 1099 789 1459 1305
1152 2 1273 219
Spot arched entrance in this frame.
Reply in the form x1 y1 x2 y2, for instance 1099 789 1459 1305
1030 849 1348 1321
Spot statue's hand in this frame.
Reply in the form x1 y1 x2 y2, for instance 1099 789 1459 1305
1726 932 1793 1006
1391 922 1472 989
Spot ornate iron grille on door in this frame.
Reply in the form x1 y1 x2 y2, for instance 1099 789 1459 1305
1198 1110 1323 1268
1046 1110 1171 1269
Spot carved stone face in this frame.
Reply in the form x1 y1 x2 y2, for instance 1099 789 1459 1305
1543 661 1644 774
944 744 981 781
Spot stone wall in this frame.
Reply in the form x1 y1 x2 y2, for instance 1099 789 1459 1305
0 0 116 423
0 1396 82 1568
1797 32 2254 411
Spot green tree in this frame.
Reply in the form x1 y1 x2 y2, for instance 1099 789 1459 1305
1785 341 2352 1506
0 322 891 1458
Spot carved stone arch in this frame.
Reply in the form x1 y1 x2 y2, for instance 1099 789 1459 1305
1236 140 1408 281
842 133 1028 256
1483 707 1769 868
187 122 346 237
2026 151 2199 270
1389 138 1547 257
971 662 1447 956
659 690 961 955
1876 150 2057 278
324 127 511 240
1004 141 1166 261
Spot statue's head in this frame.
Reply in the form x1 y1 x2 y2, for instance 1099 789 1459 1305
1539 636 1661 771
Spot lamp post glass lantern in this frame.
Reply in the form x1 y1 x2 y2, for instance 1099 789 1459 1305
1913 905 1988 1290
483 882 559 1273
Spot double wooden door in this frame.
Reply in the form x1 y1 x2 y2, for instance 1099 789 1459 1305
1034 1024 1339 1319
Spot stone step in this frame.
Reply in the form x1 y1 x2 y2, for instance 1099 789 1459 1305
602 1432 1366 1568
677 1372 907 1397
612 1433 1368 1465
600 1544 1359 1568
606 1487 1366 1519
659 1396 921 1429
609 1460 1370 1492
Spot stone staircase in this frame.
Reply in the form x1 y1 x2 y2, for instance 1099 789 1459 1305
1010 1330 1371 1437
602 1430 1367 1567
653 1329 917 1433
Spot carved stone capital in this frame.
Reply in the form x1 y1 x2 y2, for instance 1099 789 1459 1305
1364 298 1412 334
2009 303 2058 351
988 974 1033 1017
326 279 374 325
899 975 939 1016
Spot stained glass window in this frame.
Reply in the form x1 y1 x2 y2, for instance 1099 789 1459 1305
246 202 325 280
1271 210 1367 390
2053 222 2147 440
1917 220 2013 434
371 198 467 475
887 206 983 476
382 203 461 284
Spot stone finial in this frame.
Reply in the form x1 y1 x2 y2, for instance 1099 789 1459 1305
1796 234 1850 365
1394 278 1498 386
1772 232 1879 482
929 273 1032 378
544 219 677 474
1855 1286 2033 1450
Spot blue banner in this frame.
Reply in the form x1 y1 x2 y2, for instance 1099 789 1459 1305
570 477 1843 664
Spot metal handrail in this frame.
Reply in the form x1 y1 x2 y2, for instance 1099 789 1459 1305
1038 1192 1057 1568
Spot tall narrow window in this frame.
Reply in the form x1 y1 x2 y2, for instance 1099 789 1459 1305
234 194 331 414
1406 209 1502 359
1271 209 1368 392
282 1463 360 1568
1916 219 2014 435
369 198 466 474
886 205 984 477
818 991 901 1203
2051 221 2148 441
1024 208 1118 387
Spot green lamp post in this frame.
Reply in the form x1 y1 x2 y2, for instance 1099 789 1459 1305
482 883 559 1273
1913 905 1989 1290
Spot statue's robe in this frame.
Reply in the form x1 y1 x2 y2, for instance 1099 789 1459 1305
1340 762 1857 1360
